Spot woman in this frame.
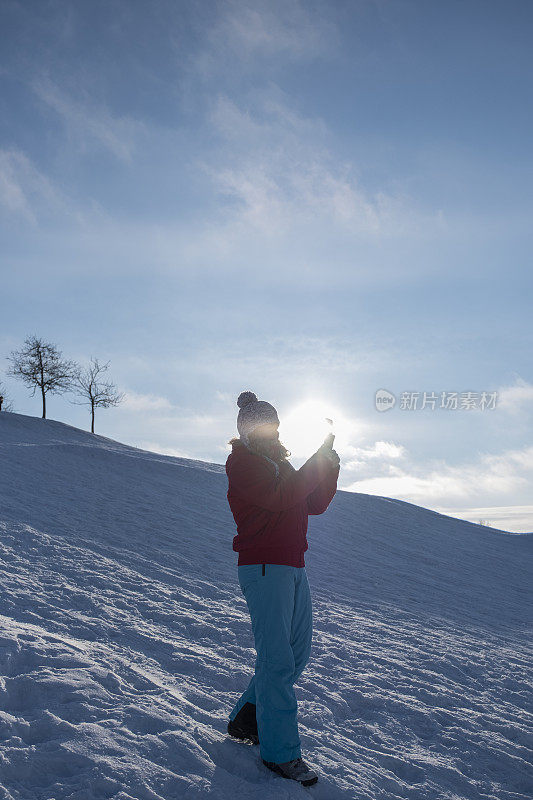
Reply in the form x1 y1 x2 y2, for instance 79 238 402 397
225 390 340 787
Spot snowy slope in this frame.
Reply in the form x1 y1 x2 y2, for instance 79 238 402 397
0 412 531 800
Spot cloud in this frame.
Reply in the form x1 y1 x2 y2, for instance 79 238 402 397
190 0 339 78
135 441 191 458
0 147 115 232
203 93 415 239
122 391 174 412
215 390 234 403
343 444 533 504
166 333 399 383
496 377 533 415
0 149 63 222
342 440 407 469
221 0 338 59
32 78 144 161
119 391 220 428
432 504 533 534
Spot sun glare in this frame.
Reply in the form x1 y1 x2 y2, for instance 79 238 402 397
279 399 351 458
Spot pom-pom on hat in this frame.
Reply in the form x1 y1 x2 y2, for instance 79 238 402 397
237 391 279 446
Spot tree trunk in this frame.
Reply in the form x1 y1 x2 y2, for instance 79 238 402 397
91 403 95 433
42 387 46 419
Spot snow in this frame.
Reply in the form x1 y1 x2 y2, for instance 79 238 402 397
0 411 531 800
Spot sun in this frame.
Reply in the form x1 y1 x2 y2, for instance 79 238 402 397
279 398 350 458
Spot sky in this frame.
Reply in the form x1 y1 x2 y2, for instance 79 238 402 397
1 0 532 531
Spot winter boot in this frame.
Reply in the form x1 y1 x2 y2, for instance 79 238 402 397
227 702 259 745
262 756 319 786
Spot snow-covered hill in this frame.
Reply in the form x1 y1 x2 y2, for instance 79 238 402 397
0 412 531 800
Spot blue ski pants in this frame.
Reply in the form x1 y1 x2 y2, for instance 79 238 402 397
229 563 313 764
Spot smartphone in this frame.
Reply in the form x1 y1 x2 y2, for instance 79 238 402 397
324 418 334 449
323 432 335 449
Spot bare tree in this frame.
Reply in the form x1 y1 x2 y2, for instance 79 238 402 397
70 357 124 433
6 335 77 418
0 380 15 412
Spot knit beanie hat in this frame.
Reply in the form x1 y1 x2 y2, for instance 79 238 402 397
237 391 280 447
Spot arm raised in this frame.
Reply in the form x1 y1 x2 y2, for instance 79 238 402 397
228 449 333 512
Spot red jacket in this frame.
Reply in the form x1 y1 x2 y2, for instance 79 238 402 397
226 439 340 567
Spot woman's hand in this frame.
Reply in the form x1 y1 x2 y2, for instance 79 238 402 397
326 449 340 468
322 432 335 449
316 441 340 468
